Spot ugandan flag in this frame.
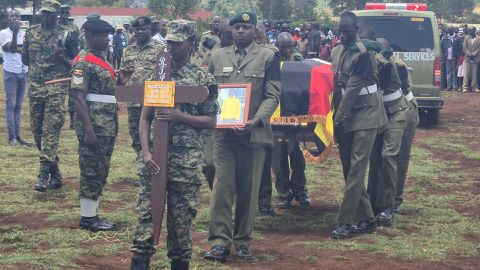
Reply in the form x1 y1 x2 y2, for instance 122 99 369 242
271 59 334 162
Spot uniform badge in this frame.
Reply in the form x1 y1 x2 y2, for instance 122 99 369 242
242 14 250 22
72 75 83 85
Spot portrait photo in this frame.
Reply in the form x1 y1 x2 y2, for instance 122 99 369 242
216 83 251 128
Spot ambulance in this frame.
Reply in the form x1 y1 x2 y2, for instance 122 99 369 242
355 3 443 125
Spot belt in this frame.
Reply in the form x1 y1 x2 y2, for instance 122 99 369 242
405 91 414 101
85 93 117 103
342 84 377 95
383 89 402 102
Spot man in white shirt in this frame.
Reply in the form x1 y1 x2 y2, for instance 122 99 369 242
152 18 168 46
0 9 32 146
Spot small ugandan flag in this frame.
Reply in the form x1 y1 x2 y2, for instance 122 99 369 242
271 59 334 162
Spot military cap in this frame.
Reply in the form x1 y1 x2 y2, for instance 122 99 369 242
82 19 114 33
86 12 101 21
166 20 197 42
132 16 151 27
39 0 61 13
60 4 71 10
229 12 257 26
151 17 160 24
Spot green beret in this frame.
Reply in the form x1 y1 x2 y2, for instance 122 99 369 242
86 12 101 21
229 12 257 26
39 0 60 13
132 16 151 27
166 20 197 42
82 19 114 33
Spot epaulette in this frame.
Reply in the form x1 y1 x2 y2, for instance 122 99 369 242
202 31 211 35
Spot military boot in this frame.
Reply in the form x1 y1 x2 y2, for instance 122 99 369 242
48 162 63 189
34 161 51 192
130 253 150 270
171 260 189 270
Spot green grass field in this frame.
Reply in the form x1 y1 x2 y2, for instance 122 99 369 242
0 68 479 269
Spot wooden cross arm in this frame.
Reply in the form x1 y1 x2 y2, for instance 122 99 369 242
116 85 209 104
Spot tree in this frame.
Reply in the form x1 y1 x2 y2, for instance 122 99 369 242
293 0 317 21
427 0 475 21
209 0 259 18
149 0 200 19
328 0 368 15
258 0 292 20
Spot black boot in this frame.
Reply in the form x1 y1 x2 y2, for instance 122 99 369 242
34 161 50 192
69 111 75 130
130 254 150 270
171 260 189 270
79 216 117 232
48 162 63 189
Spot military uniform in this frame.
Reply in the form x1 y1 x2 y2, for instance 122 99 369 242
22 0 72 191
131 20 219 264
367 48 409 224
392 54 419 211
199 30 220 64
121 18 165 184
207 13 281 251
331 39 387 229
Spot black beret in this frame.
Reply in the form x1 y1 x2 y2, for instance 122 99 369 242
132 16 151 27
229 12 257 26
82 19 114 33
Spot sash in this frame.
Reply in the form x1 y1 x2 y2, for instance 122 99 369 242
73 53 117 81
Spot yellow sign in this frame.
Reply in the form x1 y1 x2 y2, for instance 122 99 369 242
144 81 176 107
411 17 425 22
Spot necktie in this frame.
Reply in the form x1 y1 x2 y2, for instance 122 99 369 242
236 49 246 66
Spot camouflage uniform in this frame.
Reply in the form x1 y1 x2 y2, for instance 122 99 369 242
121 39 165 182
23 23 71 163
70 49 118 200
199 31 220 65
131 62 219 260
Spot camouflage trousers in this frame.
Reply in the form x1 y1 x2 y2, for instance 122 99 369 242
131 147 202 260
68 90 75 123
127 106 148 179
77 135 116 200
29 93 66 162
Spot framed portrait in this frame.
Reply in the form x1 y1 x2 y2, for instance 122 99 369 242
216 83 251 128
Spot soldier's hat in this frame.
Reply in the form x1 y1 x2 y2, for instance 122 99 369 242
82 18 114 33
166 20 197 42
60 4 71 11
132 16 151 27
39 0 61 13
86 12 101 21
151 17 160 24
229 12 257 26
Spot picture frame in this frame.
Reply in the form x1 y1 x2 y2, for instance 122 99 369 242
216 83 252 128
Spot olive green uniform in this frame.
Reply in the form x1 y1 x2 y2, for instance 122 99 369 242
392 55 419 209
367 51 409 214
208 42 280 247
331 39 387 225
199 31 220 65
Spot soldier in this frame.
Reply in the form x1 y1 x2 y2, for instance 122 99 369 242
202 18 233 190
393 51 419 214
59 4 80 130
204 12 280 261
198 16 221 61
79 13 101 50
330 11 387 239
367 37 409 227
129 20 219 270
121 16 165 187
70 18 133 232
22 0 73 192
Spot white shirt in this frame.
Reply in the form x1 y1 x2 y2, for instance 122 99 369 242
152 33 167 46
0 27 28 74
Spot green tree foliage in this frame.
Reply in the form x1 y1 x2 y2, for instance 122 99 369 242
208 0 259 17
293 0 317 21
149 0 200 19
258 0 292 19
428 0 475 21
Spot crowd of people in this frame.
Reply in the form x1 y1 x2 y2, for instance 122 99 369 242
2 1 422 269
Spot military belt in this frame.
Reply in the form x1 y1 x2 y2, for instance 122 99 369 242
85 94 117 103
405 91 414 101
342 84 377 95
383 89 402 102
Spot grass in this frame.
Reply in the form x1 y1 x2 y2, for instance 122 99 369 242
0 69 479 269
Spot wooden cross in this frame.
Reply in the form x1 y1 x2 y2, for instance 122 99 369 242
115 52 209 244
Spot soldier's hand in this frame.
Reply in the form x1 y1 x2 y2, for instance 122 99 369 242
118 66 134 85
232 118 260 135
84 130 98 146
144 151 160 175
53 46 65 58
155 108 182 123
12 21 20 32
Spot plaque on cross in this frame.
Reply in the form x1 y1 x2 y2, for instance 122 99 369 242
115 52 209 244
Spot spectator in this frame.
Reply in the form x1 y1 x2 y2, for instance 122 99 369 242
441 27 462 91
0 9 32 146
112 25 128 69
462 28 480 93
319 39 331 62
307 23 321 58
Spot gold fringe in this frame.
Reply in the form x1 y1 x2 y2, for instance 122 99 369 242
303 146 332 163
271 115 327 125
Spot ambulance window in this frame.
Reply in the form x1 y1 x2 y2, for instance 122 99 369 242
358 16 434 52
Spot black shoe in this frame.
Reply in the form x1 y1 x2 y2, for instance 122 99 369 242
295 194 311 209
277 197 292 209
17 137 33 147
171 260 189 270
34 161 51 192
352 217 376 235
235 244 253 261
204 244 230 262
79 216 117 232
48 162 63 189
331 224 354 239
394 205 401 214
376 209 394 227
130 254 150 270
258 205 276 216
8 139 19 146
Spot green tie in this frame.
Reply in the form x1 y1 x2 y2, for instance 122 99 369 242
236 49 246 66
